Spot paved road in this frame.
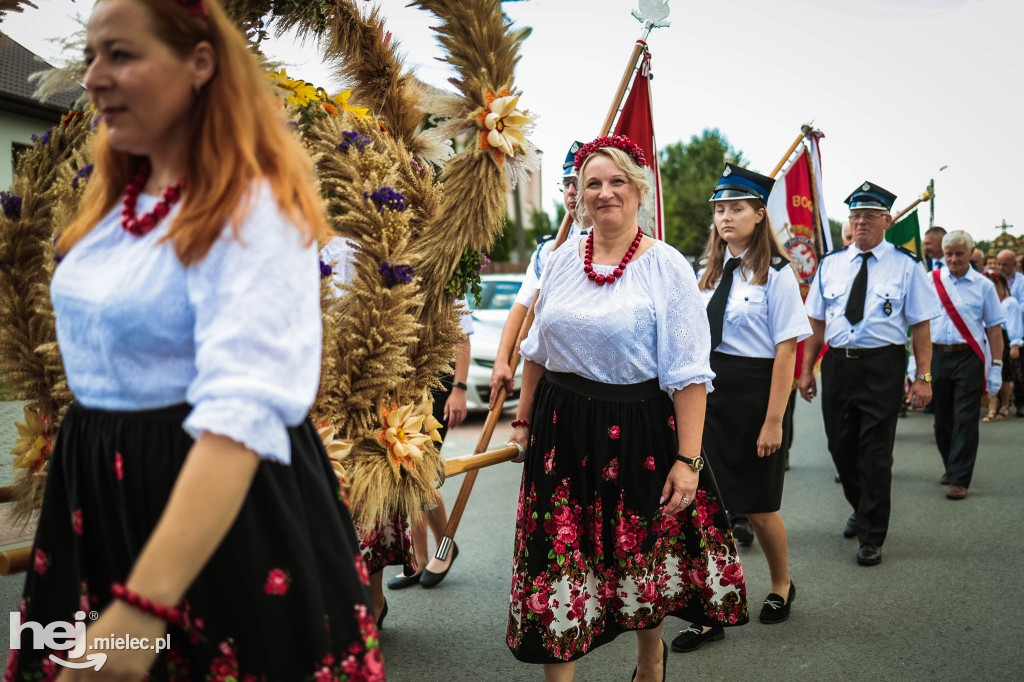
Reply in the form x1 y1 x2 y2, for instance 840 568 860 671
3 399 1022 680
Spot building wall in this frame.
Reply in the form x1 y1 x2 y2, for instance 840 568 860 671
0 109 51 190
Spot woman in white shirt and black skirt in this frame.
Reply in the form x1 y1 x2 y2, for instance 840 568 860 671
8 0 379 679
506 136 748 682
677 165 811 652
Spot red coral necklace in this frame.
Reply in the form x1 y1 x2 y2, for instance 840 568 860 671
582 226 643 286
121 162 184 237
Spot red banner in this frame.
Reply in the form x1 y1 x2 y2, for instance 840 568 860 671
613 51 664 240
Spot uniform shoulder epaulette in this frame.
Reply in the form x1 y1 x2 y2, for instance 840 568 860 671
770 254 791 271
536 231 557 246
894 244 921 262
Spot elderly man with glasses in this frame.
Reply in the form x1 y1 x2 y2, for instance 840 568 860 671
799 181 941 566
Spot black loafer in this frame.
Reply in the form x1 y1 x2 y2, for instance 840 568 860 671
420 542 458 588
670 624 724 652
857 543 882 566
842 514 857 538
387 570 422 590
731 518 755 546
375 598 388 628
759 581 795 624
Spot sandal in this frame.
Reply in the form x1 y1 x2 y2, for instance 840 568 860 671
998 405 1011 419
983 413 997 423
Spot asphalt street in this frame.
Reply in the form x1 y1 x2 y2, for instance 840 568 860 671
2 397 1022 680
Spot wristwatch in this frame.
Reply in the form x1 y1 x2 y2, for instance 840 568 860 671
916 373 932 383
675 454 704 472
452 381 468 391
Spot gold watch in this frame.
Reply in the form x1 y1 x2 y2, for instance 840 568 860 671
675 454 704 472
916 373 932 383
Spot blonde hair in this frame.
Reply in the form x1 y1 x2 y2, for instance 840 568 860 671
575 147 649 225
58 0 325 264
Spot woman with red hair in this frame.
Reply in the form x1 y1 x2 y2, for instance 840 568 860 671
6 0 380 680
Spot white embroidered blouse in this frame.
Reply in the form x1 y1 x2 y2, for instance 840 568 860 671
50 183 322 464
521 234 714 396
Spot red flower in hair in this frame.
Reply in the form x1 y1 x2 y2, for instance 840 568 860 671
573 135 647 171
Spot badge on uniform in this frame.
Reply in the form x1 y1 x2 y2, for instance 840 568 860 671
883 300 893 316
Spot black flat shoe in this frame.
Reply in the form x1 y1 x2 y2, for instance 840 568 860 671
631 639 667 681
420 542 458 588
376 598 388 628
843 514 857 539
759 581 795 624
387 569 422 590
670 624 724 653
731 518 755 546
857 543 882 566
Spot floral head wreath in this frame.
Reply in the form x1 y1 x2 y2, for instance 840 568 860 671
573 135 647 172
178 0 208 18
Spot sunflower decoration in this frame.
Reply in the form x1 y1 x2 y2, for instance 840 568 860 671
10 407 53 472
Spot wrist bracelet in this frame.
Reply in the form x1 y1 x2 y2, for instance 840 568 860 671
453 381 468 391
511 419 531 428
111 583 184 628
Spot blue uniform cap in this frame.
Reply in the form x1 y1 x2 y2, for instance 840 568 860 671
709 164 775 203
562 140 585 178
845 181 896 211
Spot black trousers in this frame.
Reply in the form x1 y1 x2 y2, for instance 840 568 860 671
821 345 906 546
931 348 984 487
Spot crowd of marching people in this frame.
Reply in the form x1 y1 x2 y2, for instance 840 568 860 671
3 0 1021 680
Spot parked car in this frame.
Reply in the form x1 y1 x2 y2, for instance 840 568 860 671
464 274 525 412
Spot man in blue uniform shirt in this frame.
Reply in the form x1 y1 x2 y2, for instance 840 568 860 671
799 181 941 566
929 230 1004 500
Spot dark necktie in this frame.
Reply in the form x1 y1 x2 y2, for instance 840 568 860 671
845 253 871 325
707 258 740 350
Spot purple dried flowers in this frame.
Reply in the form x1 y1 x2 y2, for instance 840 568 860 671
1 192 22 219
319 259 333 279
71 163 94 189
364 186 406 213
378 261 414 286
337 131 370 153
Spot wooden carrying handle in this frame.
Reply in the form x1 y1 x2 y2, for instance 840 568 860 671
0 546 31 576
443 445 521 477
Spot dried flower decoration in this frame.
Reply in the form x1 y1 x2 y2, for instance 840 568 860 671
476 90 529 161
364 187 406 213
1 192 21 219
336 131 371 153
378 261 414 286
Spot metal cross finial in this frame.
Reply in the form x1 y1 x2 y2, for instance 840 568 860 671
997 219 1014 233
632 0 671 38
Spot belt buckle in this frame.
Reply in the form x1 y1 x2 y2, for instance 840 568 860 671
844 347 859 359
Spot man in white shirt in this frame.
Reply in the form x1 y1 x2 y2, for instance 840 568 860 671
799 181 940 566
923 226 946 272
930 231 1004 500
996 249 1024 415
488 141 589 407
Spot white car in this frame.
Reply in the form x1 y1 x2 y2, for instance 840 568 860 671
465 274 525 412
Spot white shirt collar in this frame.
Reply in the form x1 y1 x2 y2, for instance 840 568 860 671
848 239 890 262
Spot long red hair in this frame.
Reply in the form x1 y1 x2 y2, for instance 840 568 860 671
58 0 326 264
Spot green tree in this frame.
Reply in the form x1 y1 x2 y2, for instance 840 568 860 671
829 218 844 248
660 129 746 256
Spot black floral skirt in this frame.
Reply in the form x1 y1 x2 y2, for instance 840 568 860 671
6 403 384 682
507 373 748 665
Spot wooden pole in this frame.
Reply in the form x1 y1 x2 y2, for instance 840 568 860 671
769 124 813 179
890 193 929 226
443 445 520 477
433 31 655 562
0 546 30 576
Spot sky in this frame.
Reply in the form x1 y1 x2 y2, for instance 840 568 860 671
4 0 1022 243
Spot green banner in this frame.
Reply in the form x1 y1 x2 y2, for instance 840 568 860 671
885 208 922 256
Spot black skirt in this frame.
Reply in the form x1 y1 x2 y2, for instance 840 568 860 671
507 372 748 665
6 403 383 682
704 352 787 513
